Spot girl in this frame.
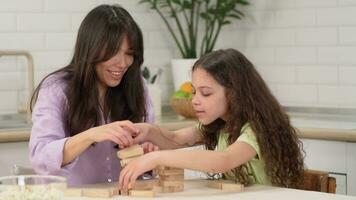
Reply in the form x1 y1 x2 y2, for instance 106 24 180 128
29 4 157 186
119 48 304 191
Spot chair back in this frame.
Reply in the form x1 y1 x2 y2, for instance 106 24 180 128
303 169 336 193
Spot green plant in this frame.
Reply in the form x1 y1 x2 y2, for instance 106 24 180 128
140 0 249 58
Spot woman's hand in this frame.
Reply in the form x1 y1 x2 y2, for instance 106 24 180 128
118 152 160 192
86 120 139 148
140 141 160 153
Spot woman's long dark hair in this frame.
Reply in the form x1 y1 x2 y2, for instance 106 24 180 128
31 4 147 136
195 49 304 188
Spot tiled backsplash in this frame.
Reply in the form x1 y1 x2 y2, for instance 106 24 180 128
1 0 356 114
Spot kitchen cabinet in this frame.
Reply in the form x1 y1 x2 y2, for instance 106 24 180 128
302 138 356 195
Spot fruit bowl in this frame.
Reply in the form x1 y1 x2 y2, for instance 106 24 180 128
170 98 196 118
0 175 67 200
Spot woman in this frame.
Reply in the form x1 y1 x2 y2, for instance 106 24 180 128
29 4 155 186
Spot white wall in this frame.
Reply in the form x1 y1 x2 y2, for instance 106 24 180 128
0 0 356 114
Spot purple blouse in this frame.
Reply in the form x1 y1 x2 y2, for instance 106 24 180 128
29 74 154 186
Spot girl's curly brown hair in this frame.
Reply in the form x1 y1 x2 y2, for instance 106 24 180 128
194 49 305 188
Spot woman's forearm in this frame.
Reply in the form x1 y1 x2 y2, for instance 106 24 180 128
62 129 94 166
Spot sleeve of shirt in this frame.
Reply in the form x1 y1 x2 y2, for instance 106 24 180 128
29 78 78 175
142 79 155 123
236 128 261 160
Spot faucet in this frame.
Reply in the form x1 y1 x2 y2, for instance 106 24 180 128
0 50 34 124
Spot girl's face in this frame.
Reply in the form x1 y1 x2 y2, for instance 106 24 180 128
95 35 134 92
192 67 228 125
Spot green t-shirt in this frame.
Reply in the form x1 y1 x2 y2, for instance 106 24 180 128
216 124 271 185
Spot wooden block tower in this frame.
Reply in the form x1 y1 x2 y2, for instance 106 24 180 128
157 166 184 193
117 144 157 197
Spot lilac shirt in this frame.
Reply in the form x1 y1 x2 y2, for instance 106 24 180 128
29 74 154 186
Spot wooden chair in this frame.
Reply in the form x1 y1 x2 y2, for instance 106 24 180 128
302 169 336 193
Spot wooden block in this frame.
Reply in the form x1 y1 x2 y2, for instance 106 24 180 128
159 180 184 187
158 166 177 171
206 180 237 189
161 185 184 193
159 174 184 181
82 188 113 198
117 144 144 159
64 188 82 196
152 185 162 193
134 179 159 190
109 187 119 196
120 189 129 196
158 169 184 176
120 157 136 167
129 189 155 197
221 183 244 191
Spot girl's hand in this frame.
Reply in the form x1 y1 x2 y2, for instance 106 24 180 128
87 120 139 148
132 123 154 144
140 141 160 153
118 152 159 192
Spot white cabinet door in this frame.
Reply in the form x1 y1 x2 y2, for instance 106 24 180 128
329 173 347 195
302 139 347 173
301 139 356 195
347 142 356 196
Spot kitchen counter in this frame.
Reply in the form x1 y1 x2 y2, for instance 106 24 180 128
64 179 355 200
1 107 356 143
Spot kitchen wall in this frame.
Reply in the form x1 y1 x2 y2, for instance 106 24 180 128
0 0 356 114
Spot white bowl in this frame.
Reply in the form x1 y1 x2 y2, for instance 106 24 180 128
0 175 67 200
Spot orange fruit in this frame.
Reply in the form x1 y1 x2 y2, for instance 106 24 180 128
180 81 193 94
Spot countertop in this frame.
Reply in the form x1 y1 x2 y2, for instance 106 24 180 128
64 179 356 200
1 106 356 143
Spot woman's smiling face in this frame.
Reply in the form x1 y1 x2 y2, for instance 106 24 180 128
191 67 228 125
95 35 134 90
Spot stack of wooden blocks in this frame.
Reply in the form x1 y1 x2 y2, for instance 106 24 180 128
157 166 184 193
117 144 144 167
117 144 156 197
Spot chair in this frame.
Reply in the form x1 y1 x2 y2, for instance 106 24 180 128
302 169 336 193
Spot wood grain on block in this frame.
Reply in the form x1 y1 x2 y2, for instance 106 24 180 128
120 157 136 167
117 144 144 159
152 185 163 193
206 180 237 189
160 174 184 181
129 189 155 197
161 185 184 193
159 180 184 187
158 165 178 171
64 188 82 196
221 182 244 191
109 187 119 196
82 188 114 198
120 189 129 196
158 169 184 176
133 179 159 190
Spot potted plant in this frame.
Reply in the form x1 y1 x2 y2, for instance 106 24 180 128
140 0 249 90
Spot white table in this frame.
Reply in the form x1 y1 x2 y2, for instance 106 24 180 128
65 179 356 200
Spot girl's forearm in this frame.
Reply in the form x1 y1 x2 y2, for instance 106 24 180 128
146 125 188 150
153 150 233 173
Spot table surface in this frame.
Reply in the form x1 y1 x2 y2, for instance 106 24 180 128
64 179 356 200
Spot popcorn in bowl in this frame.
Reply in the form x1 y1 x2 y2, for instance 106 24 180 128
0 175 67 200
